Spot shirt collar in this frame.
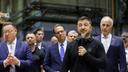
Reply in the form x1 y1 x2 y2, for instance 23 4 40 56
101 33 112 39
58 40 67 45
7 38 17 45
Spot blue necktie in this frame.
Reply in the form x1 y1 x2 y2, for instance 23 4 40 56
60 43 64 61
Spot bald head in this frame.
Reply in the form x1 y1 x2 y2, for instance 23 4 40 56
67 30 78 42
100 16 113 37
100 16 113 27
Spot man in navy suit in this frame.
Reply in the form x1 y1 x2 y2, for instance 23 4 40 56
34 28 47 55
95 16 126 72
44 24 68 72
0 22 32 72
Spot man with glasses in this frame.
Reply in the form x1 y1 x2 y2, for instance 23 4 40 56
0 22 32 72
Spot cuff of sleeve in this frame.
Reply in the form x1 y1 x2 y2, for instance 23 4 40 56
3 60 7 68
17 60 20 67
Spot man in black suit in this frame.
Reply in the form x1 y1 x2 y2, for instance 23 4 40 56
61 16 106 72
34 28 47 55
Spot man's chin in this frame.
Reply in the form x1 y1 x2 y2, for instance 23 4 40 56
6 40 13 43
103 32 109 36
81 33 87 38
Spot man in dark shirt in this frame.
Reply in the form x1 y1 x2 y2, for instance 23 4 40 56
25 32 45 72
61 16 106 72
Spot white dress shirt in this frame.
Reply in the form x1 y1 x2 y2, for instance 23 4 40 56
37 42 42 50
7 38 17 72
101 33 112 53
125 48 128 64
7 39 17 56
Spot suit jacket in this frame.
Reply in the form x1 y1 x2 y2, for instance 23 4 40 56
95 35 127 72
44 43 64 72
38 42 48 56
0 40 33 72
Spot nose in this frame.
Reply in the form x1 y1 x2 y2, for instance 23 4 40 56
102 24 108 29
60 32 63 35
103 26 106 28
58 31 63 35
81 25 85 29
71 36 75 39
4 32 9 36
27 37 32 40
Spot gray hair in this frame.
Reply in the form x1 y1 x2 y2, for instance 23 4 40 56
100 16 113 26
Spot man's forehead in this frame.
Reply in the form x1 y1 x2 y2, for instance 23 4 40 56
3 24 15 29
77 19 91 25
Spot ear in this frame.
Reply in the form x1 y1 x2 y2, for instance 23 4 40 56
15 29 17 34
14 31 17 35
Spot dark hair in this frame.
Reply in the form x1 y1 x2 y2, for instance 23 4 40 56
122 32 128 43
2 22 17 30
25 31 35 37
78 16 92 24
53 24 64 34
26 31 34 36
33 28 44 34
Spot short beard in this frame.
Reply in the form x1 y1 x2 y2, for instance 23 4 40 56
29 43 35 47
81 32 91 39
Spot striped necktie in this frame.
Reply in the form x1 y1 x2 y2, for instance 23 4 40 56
9 44 15 72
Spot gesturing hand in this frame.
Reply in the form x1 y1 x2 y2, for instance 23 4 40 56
78 46 87 56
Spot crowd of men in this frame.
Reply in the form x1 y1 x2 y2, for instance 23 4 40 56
0 12 128 72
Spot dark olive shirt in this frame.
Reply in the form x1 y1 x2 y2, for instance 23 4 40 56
61 38 106 72
29 47 44 72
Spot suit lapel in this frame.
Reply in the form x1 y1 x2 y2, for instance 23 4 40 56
55 43 62 62
3 42 9 56
97 35 101 41
41 42 45 49
109 36 115 46
99 35 112 54
106 35 115 55
14 41 20 56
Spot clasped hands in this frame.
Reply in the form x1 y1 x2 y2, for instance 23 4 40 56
78 46 87 56
3 53 20 67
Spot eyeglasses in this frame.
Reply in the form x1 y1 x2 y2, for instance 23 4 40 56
55 30 64 34
3 30 14 34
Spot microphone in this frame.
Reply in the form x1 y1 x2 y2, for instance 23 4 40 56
77 38 87 57
78 38 86 47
